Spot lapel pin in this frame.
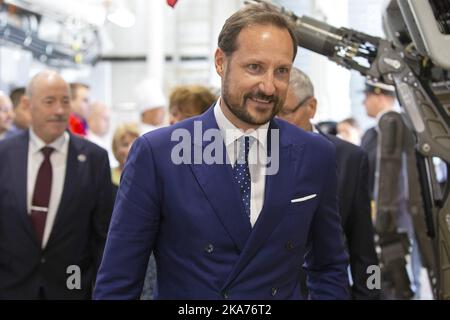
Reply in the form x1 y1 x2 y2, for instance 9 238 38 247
77 154 87 162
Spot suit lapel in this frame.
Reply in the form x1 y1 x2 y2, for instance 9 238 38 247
10 132 35 240
189 108 252 252
222 120 305 289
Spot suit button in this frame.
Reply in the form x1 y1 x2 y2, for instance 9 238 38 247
285 240 294 250
271 287 278 296
204 243 214 254
222 291 229 299
41 257 46 264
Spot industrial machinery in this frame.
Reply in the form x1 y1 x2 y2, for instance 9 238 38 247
247 0 450 299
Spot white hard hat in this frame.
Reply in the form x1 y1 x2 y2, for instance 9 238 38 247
134 78 167 112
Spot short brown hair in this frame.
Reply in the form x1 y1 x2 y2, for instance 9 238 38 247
9 87 25 109
218 4 298 60
169 85 217 118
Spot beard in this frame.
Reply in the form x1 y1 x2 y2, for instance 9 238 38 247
221 69 284 126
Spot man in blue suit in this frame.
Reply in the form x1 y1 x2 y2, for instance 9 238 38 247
94 4 349 300
0 70 113 299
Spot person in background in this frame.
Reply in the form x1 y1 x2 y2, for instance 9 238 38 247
168 85 217 125
361 79 422 299
0 70 113 299
10 87 31 131
0 91 15 141
110 123 140 195
69 82 90 137
337 117 362 146
361 80 398 196
279 67 379 299
86 101 115 167
139 85 218 299
134 78 167 134
110 122 157 300
87 102 110 144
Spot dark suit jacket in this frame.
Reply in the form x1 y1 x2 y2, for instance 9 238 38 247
0 131 113 299
94 107 349 300
323 133 380 299
360 127 377 198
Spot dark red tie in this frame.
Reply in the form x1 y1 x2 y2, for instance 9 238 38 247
30 146 54 246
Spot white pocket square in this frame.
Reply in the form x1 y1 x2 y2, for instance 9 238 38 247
291 194 317 203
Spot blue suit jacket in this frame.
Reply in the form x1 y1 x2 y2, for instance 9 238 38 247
94 107 349 300
0 131 113 299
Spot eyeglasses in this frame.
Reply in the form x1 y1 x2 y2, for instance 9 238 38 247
279 96 312 116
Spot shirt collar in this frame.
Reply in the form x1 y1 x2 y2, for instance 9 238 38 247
312 124 320 134
214 97 270 149
29 129 70 155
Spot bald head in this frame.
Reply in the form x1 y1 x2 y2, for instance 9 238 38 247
26 70 70 99
88 101 110 137
24 70 71 143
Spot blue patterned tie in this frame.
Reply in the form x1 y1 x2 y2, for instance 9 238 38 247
233 136 254 218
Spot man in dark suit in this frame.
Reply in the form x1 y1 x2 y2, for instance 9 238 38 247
360 80 398 197
279 67 380 299
0 70 113 299
94 5 349 300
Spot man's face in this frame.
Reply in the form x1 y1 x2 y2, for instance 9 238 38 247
116 133 138 168
72 86 90 119
95 110 110 136
363 93 380 118
0 96 14 134
278 87 313 131
29 75 71 144
89 104 110 136
215 24 294 129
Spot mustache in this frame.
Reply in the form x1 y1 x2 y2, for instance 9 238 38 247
47 115 68 122
244 91 279 104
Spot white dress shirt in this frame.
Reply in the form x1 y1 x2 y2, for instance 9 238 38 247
214 99 269 227
86 131 118 168
27 129 69 248
312 125 320 134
